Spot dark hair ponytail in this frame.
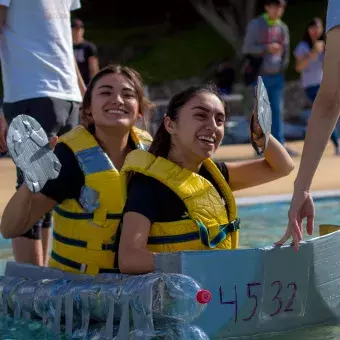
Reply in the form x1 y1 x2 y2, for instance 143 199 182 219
148 121 171 158
149 83 228 158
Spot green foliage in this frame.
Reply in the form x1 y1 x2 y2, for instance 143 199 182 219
82 1 325 84
126 24 233 84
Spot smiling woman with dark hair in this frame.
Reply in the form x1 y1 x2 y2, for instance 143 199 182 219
117 83 294 274
0 64 153 275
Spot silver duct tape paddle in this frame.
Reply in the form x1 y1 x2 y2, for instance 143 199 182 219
251 76 272 156
6 115 61 193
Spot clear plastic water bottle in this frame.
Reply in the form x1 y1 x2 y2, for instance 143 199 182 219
33 279 69 319
70 273 211 323
0 276 26 317
10 278 50 319
86 320 211 340
130 317 210 340
0 273 211 337
154 273 211 322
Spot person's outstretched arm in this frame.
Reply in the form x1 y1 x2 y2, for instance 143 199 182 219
294 27 340 192
227 80 294 192
277 24 340 250
119 211 155 274
118 175 160 274
227 135 294 192
0 184 57 238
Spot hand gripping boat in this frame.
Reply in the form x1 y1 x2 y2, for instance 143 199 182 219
2 228 340 339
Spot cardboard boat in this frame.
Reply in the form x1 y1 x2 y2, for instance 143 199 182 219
2 228 340 339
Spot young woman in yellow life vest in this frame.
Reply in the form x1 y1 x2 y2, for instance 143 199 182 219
0 65 153 275
118 83 295 274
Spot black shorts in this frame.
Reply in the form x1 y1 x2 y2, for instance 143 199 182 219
3 97 80 239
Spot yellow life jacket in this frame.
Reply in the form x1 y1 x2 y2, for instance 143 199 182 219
121 150 240 252
49 125 153 275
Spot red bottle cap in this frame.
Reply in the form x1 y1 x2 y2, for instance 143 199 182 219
196 289 212 304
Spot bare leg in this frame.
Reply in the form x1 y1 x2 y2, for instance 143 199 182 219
41 227 52 267
11 238 44 266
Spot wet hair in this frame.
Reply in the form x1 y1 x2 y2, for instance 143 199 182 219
148 83 229 158
81 64 154 134
302 18 324 49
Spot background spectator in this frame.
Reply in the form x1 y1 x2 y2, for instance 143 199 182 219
294 18 340 155
72 18 100 85
243 0 298 156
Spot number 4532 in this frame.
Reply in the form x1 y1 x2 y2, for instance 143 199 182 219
219 280 297 323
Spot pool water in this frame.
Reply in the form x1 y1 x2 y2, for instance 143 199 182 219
1 197 340 339
238 196 340 248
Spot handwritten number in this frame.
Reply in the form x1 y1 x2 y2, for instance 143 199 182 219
243 282 261 321
219 285 238 323
270 280 283 317
219 281 298 322
284 282 297 312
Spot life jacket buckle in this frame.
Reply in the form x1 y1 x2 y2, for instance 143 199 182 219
102 243 115 251
80 263 87 274
226 218 240 232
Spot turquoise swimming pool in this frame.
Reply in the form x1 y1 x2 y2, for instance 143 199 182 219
0 196 340 339
238 195 340 249
1 195 339 257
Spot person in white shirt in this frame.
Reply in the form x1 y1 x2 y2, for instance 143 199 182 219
0 0 86 267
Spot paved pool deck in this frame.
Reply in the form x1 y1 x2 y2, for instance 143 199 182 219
1 140 340 215
214 140 340 199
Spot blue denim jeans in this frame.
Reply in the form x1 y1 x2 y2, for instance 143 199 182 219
305 84 339 148
261 74 285 144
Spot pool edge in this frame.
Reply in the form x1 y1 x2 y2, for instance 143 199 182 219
236 190 340 206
